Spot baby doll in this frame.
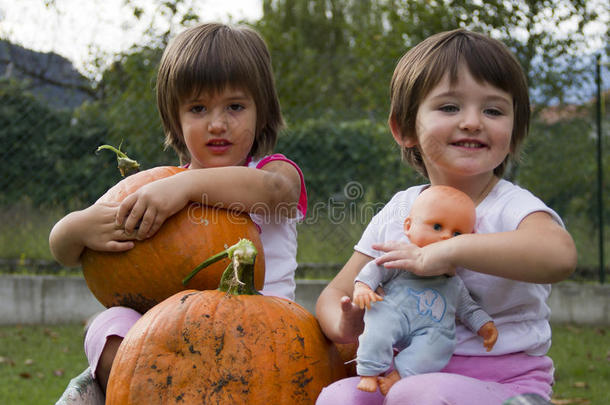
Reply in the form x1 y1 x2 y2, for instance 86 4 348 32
353 185 498 394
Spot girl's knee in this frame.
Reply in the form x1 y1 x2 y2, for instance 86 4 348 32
315 377 384 405
384 373 450 405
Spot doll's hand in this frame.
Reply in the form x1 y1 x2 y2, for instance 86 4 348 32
116 176 189 240
372 240 457 277
337 296 366 341
353 281 383 310
477 321 498 352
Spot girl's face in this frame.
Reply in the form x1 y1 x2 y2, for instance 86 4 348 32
179 87 257 169
403 65 514 183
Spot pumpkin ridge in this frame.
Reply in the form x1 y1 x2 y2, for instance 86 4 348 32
262 297 286 402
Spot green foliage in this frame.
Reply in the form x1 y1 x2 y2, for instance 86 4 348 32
520 111 607 223
277 118 419 204
257 0 604 121
0 79 116 208
94 46 176 168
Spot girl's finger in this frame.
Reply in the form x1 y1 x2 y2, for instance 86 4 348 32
136 209 157 239
123 202 145 233
116 194 137 226
104 240 135 252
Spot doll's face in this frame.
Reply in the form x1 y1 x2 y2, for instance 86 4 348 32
404 186 476 247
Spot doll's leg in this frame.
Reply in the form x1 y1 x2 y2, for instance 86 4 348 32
84 306 141 391
356 300 406 378
315 376 385 405
391 329 454 377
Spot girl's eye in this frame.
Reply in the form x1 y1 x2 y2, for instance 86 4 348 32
453 231 462 237
484 108 503 116
433 223 442 231
228 103 245 111
439 105 459 113
190 105 205 114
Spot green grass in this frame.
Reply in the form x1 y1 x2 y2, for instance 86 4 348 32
0 324 88 404
548 324 610 404
0 323 607 404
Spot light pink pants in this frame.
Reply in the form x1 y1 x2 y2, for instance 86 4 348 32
315 352 554 405
84 306 141 378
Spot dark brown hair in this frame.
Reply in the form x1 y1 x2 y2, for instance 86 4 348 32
389 29 530 178
157 23 283 163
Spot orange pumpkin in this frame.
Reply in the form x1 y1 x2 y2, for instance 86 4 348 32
106 240 346 404
81 167 265 313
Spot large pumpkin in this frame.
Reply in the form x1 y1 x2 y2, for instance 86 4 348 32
106 240 346 404
81 166 265 313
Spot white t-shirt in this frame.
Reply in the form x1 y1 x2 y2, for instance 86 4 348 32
248 154 307 301
355 179 563 356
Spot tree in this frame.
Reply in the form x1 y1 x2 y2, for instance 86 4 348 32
256 0 606 121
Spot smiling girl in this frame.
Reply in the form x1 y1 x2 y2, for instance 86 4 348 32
315 29 576 405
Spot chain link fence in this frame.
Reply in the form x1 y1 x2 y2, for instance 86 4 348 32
1 38 608 281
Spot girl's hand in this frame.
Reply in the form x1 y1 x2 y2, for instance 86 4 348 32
353 281 383 310
372 240 457 277
49 202 136 267
116 176 189 239
81 202 137 252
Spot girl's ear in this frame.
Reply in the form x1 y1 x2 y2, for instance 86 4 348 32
390 116 417 148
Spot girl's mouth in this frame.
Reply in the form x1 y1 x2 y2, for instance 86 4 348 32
452 141 486 149
206 139 232 153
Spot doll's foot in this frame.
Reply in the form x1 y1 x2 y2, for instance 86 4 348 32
357 376 379 392
377 370 400 395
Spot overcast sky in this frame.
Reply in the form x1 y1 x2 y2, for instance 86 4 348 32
0 0 607 82
0 0 262 76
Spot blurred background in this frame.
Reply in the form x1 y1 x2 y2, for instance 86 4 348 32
1 0 608 281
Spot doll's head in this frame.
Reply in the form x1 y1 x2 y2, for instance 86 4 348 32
404 185 476 247
157 23 283 163
388 29 530 178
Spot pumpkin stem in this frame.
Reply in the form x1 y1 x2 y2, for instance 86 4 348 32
97 142 140 177
218 239 260 295
182 248 230 286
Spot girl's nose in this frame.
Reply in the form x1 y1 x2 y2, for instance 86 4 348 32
459 109 482 131
208 113 228 133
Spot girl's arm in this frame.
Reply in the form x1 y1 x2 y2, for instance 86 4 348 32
49 202 136 266
117 160 301 240
375 211 577 283
315 251 372 343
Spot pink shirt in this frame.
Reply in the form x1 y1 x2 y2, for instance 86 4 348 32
248 154 307 301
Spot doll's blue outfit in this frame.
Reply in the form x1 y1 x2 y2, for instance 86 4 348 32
355 263 493 378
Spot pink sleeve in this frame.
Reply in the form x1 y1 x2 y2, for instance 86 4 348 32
255 154 307 218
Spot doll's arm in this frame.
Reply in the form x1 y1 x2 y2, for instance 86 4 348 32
477 321 498 352
315 252 372 343
353 281 383 310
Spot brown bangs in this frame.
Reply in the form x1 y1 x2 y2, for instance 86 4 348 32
174 27 259 102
